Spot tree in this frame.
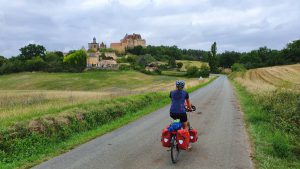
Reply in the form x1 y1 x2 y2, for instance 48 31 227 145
44 51 64 72
137 54 156 67
168 56 177 68
219 51 241 68
19 44 46 60
25 56 47 71
63 50 87 72
0 55 7 67
284 40 300 63
209 42 219 73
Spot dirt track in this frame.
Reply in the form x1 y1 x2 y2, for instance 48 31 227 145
32 75 253 169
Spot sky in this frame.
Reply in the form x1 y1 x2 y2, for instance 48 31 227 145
0 0 299 57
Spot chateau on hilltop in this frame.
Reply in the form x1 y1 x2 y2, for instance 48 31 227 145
110 33 146 53
85 33 146 69
86 37 117 69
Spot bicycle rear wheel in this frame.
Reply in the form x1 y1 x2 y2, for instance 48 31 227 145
170 135 180 163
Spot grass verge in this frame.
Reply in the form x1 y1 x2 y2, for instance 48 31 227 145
0 77 217 169
231 80 300 169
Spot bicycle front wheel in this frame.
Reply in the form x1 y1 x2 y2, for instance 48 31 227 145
171 135 180 163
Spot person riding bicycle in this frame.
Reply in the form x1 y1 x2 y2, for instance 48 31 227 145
169 80 192 130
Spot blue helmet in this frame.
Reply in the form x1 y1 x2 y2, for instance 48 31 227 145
176 80 185 89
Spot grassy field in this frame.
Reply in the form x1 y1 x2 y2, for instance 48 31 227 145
0 71 217 169
231 64 300 168
0 70 207 127
233 64 300 92
176 60 207 71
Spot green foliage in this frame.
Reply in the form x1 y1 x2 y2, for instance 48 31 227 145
126 45 209 62
19 44 46 60
186 66 199 77
63 50 87 72
272 132 290 158
284 39 300 63
137 54 156 67
0 55 7 67
232 82 300 168
208 42 219 73
198 64 210 78
218 40 300 70
231 63 246 72
168 56 177 68
257 90 300 137
25 56 47 71
0 93 166 168
218 51 241 68
44 51 64 72
176 62 183 68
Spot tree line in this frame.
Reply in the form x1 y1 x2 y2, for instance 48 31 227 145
0 44 86 75
0 39 299 75
218 40 300 70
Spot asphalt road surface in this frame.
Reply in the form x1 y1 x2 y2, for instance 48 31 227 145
33 75 253 169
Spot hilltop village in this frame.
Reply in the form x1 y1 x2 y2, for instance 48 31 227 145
84 33 146 69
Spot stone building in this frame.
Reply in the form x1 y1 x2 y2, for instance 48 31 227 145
110 33 146 53
86 37 118 69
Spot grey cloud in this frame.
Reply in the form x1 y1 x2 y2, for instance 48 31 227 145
0 0 299 57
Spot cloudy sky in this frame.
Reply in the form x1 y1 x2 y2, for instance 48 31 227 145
0 0 299 57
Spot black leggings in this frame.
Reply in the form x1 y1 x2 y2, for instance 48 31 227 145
170 113 187 123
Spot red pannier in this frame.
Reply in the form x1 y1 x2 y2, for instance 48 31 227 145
176 129 190 150
189 129 198 143
161 127 171 147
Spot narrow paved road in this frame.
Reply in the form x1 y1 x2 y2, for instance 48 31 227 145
33 76 253 169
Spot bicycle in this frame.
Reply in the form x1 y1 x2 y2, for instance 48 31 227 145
169 105 196 164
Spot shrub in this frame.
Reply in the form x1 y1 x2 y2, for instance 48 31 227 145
199 64 210 78
176 62 183 69
186 66 199 77
231 63 246 72
63 50 87 72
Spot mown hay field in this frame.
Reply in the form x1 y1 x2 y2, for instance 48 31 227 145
176 60 208 71
233 64 300 92
0 70 209 127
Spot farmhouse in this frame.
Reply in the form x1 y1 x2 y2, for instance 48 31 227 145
110 33 146 53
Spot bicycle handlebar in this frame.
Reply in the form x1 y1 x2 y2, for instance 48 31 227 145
185 105 196 112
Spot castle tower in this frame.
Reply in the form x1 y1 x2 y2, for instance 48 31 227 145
88 37 99 52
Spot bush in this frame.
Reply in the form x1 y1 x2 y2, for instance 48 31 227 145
25 56 47 71
137 54 156 67
231 63 246 72
199 64 210 78
63 50 87 72
186 66 199 77
176 62 183 69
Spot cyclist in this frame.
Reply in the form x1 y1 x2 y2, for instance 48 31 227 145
169 80 192 130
